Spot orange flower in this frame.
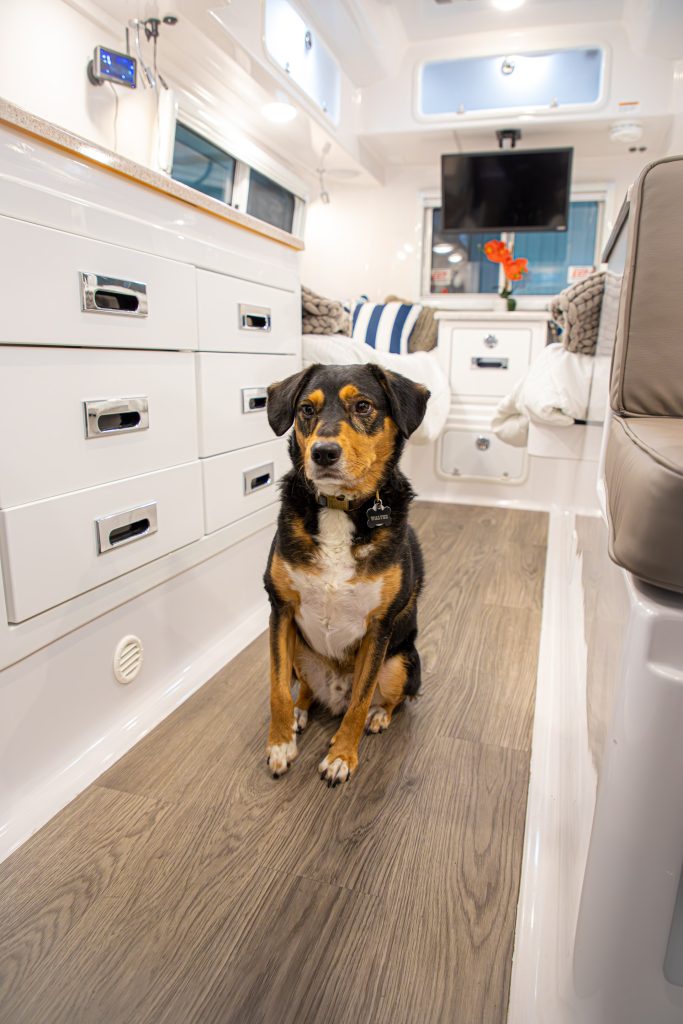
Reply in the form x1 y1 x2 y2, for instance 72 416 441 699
483 239 511 264
503 256 529 281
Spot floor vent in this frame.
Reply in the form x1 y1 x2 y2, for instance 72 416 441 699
113 635 144 685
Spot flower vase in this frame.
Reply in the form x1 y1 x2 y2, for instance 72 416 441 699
493 295 508 312
506 296 517 312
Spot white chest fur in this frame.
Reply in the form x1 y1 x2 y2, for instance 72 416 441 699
288 509 382 663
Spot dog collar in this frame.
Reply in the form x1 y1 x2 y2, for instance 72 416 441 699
316 493 367 512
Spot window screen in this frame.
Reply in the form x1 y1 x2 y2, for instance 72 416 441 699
247 169 296 233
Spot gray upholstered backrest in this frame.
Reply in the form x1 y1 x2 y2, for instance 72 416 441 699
610 157 683 418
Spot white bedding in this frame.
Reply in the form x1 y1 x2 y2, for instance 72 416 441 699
301 333 450 444
492 342 595 448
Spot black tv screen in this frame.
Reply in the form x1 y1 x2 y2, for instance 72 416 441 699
441 148 573 232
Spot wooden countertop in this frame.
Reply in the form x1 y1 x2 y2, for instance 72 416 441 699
0 99 304 252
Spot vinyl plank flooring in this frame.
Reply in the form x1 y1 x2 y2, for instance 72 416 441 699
0 501 547 1024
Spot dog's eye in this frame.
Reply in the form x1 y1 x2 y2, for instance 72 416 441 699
355 400 373 415
299 403 315 418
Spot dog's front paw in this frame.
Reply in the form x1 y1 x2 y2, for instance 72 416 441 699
293 707 308 734
365 707 391 734
318 749 357 787
267 737 298 778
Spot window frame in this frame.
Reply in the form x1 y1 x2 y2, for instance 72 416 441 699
171 108 308 237
419 182 613 308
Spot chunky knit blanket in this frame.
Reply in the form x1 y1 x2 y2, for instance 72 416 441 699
302 285 351 336
550 272 605 355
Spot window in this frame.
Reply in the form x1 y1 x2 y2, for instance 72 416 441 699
170 122 304 236
263 0 341 123
423 197 603 298
247 169 296 233
420 48 604 118
171 123 235 204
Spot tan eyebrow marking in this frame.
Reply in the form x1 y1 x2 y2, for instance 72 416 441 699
303 389 325 410
339 384 360 402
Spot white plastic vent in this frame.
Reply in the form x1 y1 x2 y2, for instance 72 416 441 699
113 635 143 685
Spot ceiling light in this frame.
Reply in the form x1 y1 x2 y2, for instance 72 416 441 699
433 243 453 255
262 101 297 124
493 0 526 10
448 252 464 264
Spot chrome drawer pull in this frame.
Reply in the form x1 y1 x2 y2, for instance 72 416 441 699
84 397 149 438
79 272 149 317
96 502 158 553
243 462 274 495
241 387 268 414
483 333 498 348
475 436 491 451
471 356 509 369
239 304 272 332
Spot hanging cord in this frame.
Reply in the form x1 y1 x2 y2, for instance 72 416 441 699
108 82 119 150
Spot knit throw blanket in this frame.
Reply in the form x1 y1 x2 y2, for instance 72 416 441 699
302 285 351 336
550 272 605 355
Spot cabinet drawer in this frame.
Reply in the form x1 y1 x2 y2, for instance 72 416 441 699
197 352 298 457
0 347 198 508
202 439 290 534
0 463 203 623
197 269 299 354
0 216 197 350
449 327 531 397
440 426 526 481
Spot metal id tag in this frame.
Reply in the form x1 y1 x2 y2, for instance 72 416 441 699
366 498 392 529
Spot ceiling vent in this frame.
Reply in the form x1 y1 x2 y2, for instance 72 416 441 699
610 121 643 144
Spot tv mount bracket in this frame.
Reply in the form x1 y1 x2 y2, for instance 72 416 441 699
496 129 522 150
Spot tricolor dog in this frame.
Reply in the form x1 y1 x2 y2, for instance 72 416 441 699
263 363 430 786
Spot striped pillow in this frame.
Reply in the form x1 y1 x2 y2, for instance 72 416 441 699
351 301 422 355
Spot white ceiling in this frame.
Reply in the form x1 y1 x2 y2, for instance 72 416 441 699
382 0 625 43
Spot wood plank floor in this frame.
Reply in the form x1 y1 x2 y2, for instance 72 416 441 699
0 502 547 1024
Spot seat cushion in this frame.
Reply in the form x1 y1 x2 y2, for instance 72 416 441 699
610 157 683 417
605 416 683 592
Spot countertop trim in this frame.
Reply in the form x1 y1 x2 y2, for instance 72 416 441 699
0 99 304 252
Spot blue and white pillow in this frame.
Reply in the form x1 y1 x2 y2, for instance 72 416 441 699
351 301 422 355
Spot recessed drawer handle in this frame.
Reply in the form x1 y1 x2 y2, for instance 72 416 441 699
96 502 158 554
84 397 150 438
241 387 268 414
79 272 149 317
243 462 274 495
471 356 509 369
239 304 272 332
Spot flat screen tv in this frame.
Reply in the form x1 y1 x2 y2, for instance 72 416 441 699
441 148 573 232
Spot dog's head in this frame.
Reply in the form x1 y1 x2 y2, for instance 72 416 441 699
267 363 430 497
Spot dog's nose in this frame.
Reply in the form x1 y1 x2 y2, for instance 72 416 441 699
311 442 342 467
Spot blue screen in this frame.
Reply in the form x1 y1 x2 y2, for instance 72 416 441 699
98 48 136 87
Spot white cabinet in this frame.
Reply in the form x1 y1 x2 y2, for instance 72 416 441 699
202 438 290 535
197 351 297 457
435 311 548 485
0 347 198 507
0 216 197 351
440 426 526 482
197 269 299 354
449 326 532 397
0 462 204 623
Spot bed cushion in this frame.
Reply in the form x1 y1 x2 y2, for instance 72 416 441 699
352 301 422 354
605 416 683 592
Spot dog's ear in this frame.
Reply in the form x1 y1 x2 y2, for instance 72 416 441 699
267 365 319 436
369 365 430 439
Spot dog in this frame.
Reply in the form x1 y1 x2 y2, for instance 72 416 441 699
263 362 430 786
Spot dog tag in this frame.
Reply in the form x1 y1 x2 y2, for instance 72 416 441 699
367 498 391 529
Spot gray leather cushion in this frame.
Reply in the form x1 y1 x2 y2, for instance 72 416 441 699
605 416 683 592
610 157 683 417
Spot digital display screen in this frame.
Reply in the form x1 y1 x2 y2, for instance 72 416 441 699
96 47 136 88
441 148 573 233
